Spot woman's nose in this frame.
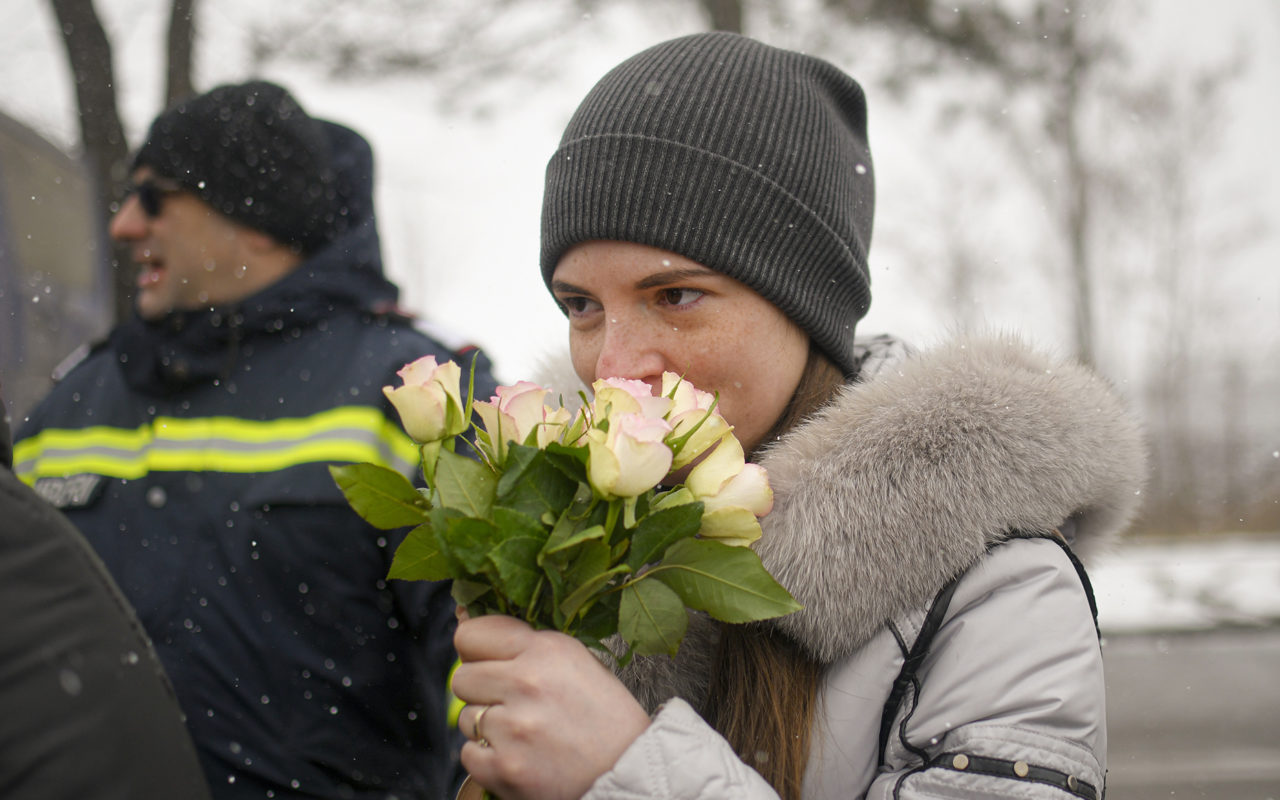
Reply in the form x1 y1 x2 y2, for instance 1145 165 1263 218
593 315 666 392
108 194 148 242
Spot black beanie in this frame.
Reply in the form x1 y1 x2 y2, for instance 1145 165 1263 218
132 80 342 254
541 32 874 376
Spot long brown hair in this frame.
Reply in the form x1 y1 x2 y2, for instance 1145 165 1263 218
705 343 848 800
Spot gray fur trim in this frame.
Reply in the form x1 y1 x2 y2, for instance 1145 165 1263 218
753 333 1147 664
616 612 719 716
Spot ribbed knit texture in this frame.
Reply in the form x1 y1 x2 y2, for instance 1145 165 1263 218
133 81 344 255
541 32 874 374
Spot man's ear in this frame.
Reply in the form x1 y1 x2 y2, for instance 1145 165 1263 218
240 227 281 254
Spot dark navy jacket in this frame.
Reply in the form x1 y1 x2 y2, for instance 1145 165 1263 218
14 122 498 800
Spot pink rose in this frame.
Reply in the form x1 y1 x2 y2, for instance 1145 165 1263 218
475 380 546 442
661 372 733 469
382 356 465 443
586 412 674 499
591 377 672 423
686 437 774 546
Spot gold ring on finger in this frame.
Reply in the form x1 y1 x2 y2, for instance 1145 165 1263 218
473 704 491 747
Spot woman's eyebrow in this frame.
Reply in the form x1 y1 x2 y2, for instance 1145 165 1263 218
635 267 718 290
550 279 590 295
552 267 718 296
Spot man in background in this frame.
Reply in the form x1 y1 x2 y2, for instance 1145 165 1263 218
13 80 496 799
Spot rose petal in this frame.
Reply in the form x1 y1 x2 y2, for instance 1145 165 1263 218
686 436 745 499
697 507 764 547
701 463 773 516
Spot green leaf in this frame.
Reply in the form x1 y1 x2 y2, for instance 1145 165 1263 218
544 442 589 477
495 444 540 495
441 516 501 575
543 557 569 629
557 540 622 622
496 445 578 518
619 577 688 657
543 522 606 558
434 449 496 518
543 451 589 492
651 486 697 512
653 538 802 624
489 535 545 610
387 523 451 581
575 592 621 644
492 506 550 543
561 563 631 625
486 508 550 609
626 502 704 571
452 577 491 609
537 486 601 560
538 509 606 628
426 506 467 573
329 463 429 529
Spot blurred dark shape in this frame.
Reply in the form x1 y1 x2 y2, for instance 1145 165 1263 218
0 110 110 426
0 395 212 800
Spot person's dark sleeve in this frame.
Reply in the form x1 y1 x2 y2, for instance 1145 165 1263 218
0 468 213 800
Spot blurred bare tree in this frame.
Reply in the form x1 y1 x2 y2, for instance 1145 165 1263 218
47 0 131 323
244 0 1023 100
1126 59 1270 535
166 0 198 104
46 0 199 324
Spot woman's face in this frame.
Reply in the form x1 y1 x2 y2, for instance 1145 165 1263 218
551 241 809 454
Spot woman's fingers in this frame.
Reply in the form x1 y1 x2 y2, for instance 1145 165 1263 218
459 703 493 743
451 616 540 708
454 614 537 662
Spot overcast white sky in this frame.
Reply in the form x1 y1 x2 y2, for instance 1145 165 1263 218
1 1 1277 384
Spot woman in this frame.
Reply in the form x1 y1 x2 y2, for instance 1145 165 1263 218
451 32 1145 800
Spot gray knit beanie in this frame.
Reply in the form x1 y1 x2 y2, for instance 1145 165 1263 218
541 32 874 375
133 80 342 255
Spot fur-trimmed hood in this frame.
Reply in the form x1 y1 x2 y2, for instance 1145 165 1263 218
754 333 1146 665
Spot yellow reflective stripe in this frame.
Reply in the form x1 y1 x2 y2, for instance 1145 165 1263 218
16 424 153 452
447 657 464 728
14 406 418 482
151 407 397 444
24 440 406 478
148 439 404 472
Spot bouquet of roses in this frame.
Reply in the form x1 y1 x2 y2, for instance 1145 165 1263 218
330 356 800 662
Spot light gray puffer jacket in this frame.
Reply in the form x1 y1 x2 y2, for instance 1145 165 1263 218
584 333 1147 800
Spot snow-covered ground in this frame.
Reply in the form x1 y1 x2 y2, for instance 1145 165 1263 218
1092 533 1280 635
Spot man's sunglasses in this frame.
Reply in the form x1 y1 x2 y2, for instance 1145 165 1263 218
125 178 185 218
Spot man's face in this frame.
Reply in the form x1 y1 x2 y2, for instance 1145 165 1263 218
110 168 255 320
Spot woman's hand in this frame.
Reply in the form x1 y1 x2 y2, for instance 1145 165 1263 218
452 614 651 800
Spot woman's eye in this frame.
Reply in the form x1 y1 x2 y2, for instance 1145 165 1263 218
559 296 596 315
659 288 704 307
